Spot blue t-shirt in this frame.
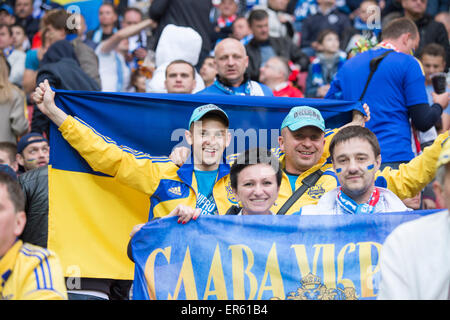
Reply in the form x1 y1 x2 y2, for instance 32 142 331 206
25 49 39 71
286 173 299 193
194 169 219 215
326 48 428 163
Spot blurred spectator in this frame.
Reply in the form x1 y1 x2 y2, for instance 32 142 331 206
211 0 239 47
197 37 273 96
16 133 49 172
147 24 205 93
305 29 346 98
326 17 449 168
419 43 450 133
42 9 101 89
29 2 63 49
259 55 304 97
245 9 309 81
230 16 253 45
121 7 149 71
344 0 382 53
32 40 101 137
0 50 28 144
11 23 29 51
72 12 96 50
300 0 352 56
292 0 319 32
85 3 118 49
0 142 19 173
434 11 450 43
22 27 50 97
0 24 25 87
400 0 450 71
164 59 197 93
199 56 217 87
14 0 40 44
0 171 68 300
95 18 152 92
128 68 147 92
254 0 296 40
149 0 213 69
116 0 151 18
0 3 15 26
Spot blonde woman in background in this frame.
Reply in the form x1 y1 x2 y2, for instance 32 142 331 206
0 52 29 144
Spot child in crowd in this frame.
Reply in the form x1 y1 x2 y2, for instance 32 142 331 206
305 29 347 98
345 0 381 53
199 56 217 88
11 24 30 52
418 43 448 137
129 68 148 93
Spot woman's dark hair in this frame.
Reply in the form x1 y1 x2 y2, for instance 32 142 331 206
230 148 282 190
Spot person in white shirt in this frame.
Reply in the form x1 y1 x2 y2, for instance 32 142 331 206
377 139 450 300
297 125 409 215
95 18 152 92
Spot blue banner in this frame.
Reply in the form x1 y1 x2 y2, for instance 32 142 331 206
51 91 364 174
131 211 440 300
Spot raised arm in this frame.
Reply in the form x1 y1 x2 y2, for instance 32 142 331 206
100 19 154 54
32 80 171 196
32 79 68 127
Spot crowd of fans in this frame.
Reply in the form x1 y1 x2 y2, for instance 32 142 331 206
1 0 450 300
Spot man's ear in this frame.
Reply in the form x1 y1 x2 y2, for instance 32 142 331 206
16 153 24 167
375 154 382 171
278 134 285 153
226 130 232 148
13 211 26 238
185 129 193 146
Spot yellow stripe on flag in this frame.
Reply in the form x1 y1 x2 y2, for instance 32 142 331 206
48 166 149 280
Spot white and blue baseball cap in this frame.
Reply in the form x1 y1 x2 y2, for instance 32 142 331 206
188 104 229 128
280 106 325 132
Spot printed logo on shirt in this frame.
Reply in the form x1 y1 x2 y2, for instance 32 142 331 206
168 186 182 196
225 181 238 205
307 183 326 199
196 193 218 215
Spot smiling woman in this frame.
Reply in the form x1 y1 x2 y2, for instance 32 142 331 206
227 148 282 215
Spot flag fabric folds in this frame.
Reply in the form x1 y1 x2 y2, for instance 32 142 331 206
47 90 364 280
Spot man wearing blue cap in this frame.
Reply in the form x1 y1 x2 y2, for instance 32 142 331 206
33 80 235 220
0 4 15 26
16 132 49 172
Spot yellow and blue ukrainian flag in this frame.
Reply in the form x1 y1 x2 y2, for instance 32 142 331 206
47 90 365 280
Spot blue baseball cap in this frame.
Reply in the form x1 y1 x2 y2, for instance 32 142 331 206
188 104 229 129
0 3 13 15
281 106 325 132
17 133 48 154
